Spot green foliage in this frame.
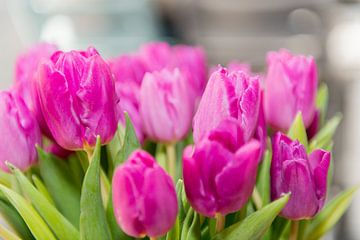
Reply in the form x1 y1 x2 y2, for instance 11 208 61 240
80 137 111 240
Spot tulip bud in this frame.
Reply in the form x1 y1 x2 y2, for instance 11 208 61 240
193 67 260 144
210 61 251 76
112 150 178 238
108 54 147 142
139 68 193 143
0 91 41 171
139 42 207 103
13 42 58 137
183 119 261 217
37 47 117 150
264 49 317 130
271 132 330 220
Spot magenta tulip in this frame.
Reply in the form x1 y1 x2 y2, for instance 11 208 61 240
264 49 317 130
271 132 330 220
193 67 260 144
0 91 41 171
108 54 147 142
37 47 117 151
139 68 193 143
183 119 261 217
13 42 58 137
112 150 178 238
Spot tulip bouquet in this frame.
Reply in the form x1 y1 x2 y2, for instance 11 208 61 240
0 42 356 240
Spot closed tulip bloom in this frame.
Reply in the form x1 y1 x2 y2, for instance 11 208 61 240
108 54 147 142
193 67 260 144
13 42 58 137
264 49 317 130
183 119 261 217
271 132 330 220
0 91 41 171
112 150 178 238
37 47 117 150
139 42 207 103
140 68 193 142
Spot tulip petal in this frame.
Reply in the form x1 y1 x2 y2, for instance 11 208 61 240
215 140 261 214
281 159 319 219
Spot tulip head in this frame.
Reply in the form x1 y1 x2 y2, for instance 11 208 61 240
108 54 147 142
13 42 58 137
0 91 41 171
112 150 178 238
183 119 261 217
37 47 117 150
139 42 207 103
271 132 330 220
140 68 193 143
193 67 260 144
264 49 317 130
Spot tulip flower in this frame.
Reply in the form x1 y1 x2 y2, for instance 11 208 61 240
112 150 178 238
13 42 58 137
193 67 260 144
0 91 41 171
139 68 193 143
264 49 317 130
271 132 330 220
139 42 207 103
183 119 261 217
37 47 117 151
108 54 147 142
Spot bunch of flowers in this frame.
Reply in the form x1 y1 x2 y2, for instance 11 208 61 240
0 42 356 240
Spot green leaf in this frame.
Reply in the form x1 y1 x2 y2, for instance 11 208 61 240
166 180 186 240
256 150 272 206
80 136 111 240
116 112 140 166
31 175 55 205
180 208 201 240
10 165 79 240
37 147 81 228
305 185 359 240
288 112 308 149
316 83 329 125
270 217 290 240
0 199 34 240
68 154 85 189
0 223 22 240
106 124 125 175
309 113 342 152
212 194 290 240
0 185 56 240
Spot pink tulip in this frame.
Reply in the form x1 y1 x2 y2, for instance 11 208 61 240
37 47 117 150
264 49 317 130
108 54 147 142
140 68 193 143
193 67 260 144
183 119 261 217
13 42 58 137
112 150 178 238
271 132 330 220
0 91 41 171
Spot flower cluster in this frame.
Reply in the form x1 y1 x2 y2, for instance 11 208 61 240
0 43 353 240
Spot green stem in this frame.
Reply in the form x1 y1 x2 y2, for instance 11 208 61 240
165 143 176 180
290 221 299 240
252 186 263 210
215 213 225 233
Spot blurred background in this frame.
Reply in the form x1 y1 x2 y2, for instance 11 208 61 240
0 0 359 239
